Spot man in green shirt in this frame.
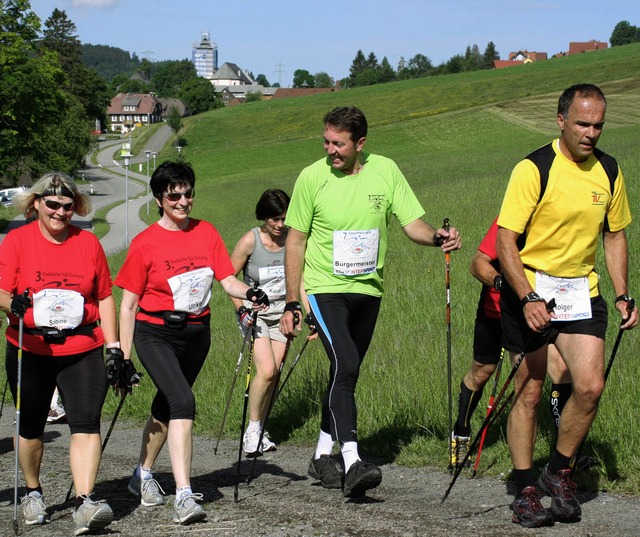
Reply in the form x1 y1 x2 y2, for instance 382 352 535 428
280 106 461 497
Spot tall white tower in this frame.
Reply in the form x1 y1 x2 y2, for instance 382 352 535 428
192 32 218 79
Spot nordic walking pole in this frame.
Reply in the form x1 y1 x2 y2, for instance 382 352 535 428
13 291 29 536
214 310 259 455
0 379 7 419
442 299 556 502
472 348 506 477
571 297 634 473
274 314 316 403
234 321 257 502
64 392 128 503
245 335 294 485
275 335 312 401
604 298 634 383
442 218 454 473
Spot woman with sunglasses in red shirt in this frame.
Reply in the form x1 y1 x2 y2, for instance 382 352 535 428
115 161 268 525
0 172 119 535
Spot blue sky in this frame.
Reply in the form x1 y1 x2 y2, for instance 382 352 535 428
28 0 636 86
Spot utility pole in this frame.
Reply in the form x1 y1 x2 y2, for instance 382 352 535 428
273 63 287 87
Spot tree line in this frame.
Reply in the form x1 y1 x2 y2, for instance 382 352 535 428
292 20 638 89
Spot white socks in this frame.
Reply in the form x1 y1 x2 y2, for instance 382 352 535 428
341 442 360 472
175 486 193 502
314 430 335 459
247 419 261 433
136 464 153 481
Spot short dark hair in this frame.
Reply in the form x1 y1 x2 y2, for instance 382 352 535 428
150 161 196 216
323 106 368 142
557 83 606 118
255 189 290 220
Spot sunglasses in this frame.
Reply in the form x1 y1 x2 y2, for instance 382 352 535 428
42 198 74 212
163 189 194 202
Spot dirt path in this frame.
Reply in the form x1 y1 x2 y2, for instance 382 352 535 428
1 416 638 536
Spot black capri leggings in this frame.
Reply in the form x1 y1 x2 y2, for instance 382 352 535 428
309 293 381 444
134 320 211 423
5 343 107 439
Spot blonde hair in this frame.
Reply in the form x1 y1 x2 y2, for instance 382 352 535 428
15 172 92 219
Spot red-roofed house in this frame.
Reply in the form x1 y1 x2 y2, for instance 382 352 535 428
494 50 548 69
568 40 608 54
107 93 163 133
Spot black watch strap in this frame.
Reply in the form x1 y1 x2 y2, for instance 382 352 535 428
520 291 545 309
615 294 631 304
493 275 502 292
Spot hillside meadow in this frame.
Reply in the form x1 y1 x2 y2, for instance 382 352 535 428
3 43 640 493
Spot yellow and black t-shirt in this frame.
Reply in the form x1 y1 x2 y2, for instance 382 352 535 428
498 139 631 296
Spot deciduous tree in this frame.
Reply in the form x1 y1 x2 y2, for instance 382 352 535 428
610 20 640 46
314 72 334 88
293 69 314 87
179 77 221 114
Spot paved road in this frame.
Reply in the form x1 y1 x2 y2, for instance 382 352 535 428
0 124 173 255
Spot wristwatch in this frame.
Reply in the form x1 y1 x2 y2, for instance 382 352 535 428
520 291 545 309
615 294 631 304
493 275 502 291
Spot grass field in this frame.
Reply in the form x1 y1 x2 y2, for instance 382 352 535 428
3 43 640 494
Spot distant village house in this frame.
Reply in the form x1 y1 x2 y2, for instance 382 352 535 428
494 39 609 68
107 93 190 133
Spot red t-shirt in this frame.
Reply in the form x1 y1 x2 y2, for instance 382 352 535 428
478 217 501 318
0 221 113 355
114 219 235 325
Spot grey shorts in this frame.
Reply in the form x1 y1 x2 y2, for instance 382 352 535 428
253 312 287 343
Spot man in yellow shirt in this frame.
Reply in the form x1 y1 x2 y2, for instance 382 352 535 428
496 84 638 528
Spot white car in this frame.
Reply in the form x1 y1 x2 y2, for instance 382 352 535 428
0 186 27 208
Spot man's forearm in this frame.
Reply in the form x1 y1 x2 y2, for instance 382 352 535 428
604 229 629 296
284 229 307 303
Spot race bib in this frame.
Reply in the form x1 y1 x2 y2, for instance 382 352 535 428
535 271 592 321
168 267 214 315
333 229 380 276
33 289 85 329
258 265 285 300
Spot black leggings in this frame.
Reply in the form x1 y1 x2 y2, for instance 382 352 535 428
134 320 211 423
309 293 381 444
5 343 107 439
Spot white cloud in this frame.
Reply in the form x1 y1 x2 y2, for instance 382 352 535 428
71 0 119 8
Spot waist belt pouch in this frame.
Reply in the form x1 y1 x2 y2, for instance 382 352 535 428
42 327 66 344
163 311 187 330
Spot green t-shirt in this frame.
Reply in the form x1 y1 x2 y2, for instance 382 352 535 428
286 153 425 296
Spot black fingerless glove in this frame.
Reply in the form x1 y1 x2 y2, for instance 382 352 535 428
105 347 124 386
246 287 269 307
120 360 142 393
285 301 302 324
10 293 32 316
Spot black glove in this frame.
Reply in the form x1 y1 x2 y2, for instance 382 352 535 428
304 312 315 329
285 301 302 324
120 360 142 393
10 293 32 316
246 287 269 307
105 347 124 386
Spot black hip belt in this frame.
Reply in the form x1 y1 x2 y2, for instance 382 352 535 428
18 322 98 344
138 308 210 330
